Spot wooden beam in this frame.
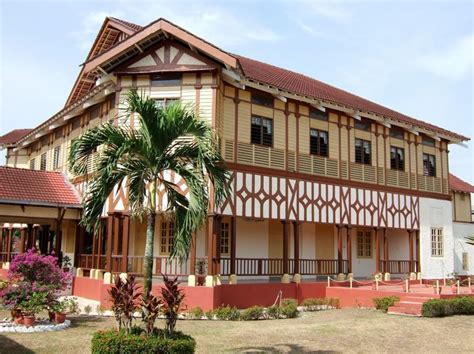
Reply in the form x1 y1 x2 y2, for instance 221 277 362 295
121 215 130 273
337 225 343 274
190 232 196 275
106 214 113 272
230 216 236 275
375 228 380 273
206 216 215 276
293 222 300 274
346 226 352 273
408 230 414 273
283 221 289 274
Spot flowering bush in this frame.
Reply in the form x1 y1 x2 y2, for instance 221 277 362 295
0 249 71 313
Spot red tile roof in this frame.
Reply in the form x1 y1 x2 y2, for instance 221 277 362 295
0 167 82 207
449 173 474 193
108 17 143 32
0 129 33 146
236 55 468 141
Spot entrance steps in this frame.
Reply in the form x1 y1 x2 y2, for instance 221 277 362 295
387 296 432 316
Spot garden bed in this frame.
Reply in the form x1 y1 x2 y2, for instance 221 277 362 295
0 318 71 333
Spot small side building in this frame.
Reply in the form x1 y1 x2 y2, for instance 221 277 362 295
450 173 474 277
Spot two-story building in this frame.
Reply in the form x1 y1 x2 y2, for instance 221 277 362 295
1 17 472 299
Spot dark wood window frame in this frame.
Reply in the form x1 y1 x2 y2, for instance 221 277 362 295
355 138 371 165
40 152 47 171
355 118 371 131
390 146 405 171
251 92 274 108
310 129 329 157
309 108 328 121
423 153 436 177
251 115 273 147
151 73 182 86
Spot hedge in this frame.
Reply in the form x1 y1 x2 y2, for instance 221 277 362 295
422 297 474 317
91 329 196 354
373 296 400 313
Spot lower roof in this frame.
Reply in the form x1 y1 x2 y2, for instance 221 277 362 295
449 173 474 193
0 167 82 208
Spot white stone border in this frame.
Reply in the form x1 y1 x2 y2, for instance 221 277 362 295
0 319 71 333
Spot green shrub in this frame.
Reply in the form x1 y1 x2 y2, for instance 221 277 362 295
187 307 204 320
204 309 214 320
422 297 474 317
240 306 264 320
373 296 400 313
214 305 240 321
329 298 340 309
302 298 325 308
91 329 195 354
84 305 93 315
266 305 281 319
280 298 299 318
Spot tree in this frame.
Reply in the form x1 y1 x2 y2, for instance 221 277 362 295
69 89 230 300
466 235 474 246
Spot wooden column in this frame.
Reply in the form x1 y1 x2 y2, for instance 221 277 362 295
0 227 3 257
293 221 300 274
106 214 114 272
6 228 12 262
346 226 352 273
337 225 343 274
375 228 381 273
282 221 289 274
408 230 414 273
230 216 237 275
383 228 389 272
190 232 197 275
26 224 33 250
19 228 26 253
415 230 421 273
206 215 215 276
96 220 103 269
121 215 130 273
214 216 222 275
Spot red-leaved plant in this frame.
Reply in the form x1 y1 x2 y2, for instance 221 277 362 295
141 291 162 335
108 275 140 334
160 274 185 334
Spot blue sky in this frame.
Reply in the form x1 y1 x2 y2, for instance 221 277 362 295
0 0 473 184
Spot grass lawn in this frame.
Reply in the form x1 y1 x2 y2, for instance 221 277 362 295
1 308 473 353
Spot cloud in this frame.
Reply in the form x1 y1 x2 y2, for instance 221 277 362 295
69 10 125 51
295 21 324 38
291 0 351 22
418 34 473 80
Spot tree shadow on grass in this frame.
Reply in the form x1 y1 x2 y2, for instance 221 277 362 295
0 334 35 354
69 315 112 329
235 344 340 353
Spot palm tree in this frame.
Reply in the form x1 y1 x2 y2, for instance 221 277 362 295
466 235 474 246
69 89 230 299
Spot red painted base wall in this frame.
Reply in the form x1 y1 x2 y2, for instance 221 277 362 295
71 277 328 311
0 269 8 280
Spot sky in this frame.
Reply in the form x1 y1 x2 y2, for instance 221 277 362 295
0 0 473 185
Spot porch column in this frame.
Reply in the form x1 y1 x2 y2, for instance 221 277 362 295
282 221 289 274
32 226 39 250
121 215 130 273
415 230 421 273
214 215 222 275
206 215 216 276
26 224 33 250
113 214 121 271
408 230 414 273
230 216 237 275
337 225 343 274
383 228 389 272
96 220 103 269
190 232 197 275
19 227 26 253
346 226 352 273
375 228 381 273
293 221 300 274
0 227 3 258
6 227 12 262
106 214 114 272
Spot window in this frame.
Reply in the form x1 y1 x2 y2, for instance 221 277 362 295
390 127 404 139
251 92 273 108
220 222 230 256
310 129 328 157
151 73 181 86
355 119 371 131
423 153 436 177
90 105 101 120
251 116 273 147
462 252 469 271
40 135 49 148
390 146 405 171
40 153 47 171
422 135 435 147
29 158 35 170
53 146 61 170
154 98 179 109
54 129 64 140
357 230 372 258
355 139 371 165
431 228 443 257
72 118 81 131
160 221 174 254
309 108 328 121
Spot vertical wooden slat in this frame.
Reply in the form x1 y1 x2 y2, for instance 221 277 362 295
106 214 113 272
337 225 343 273
190 232 196 275
293 221 300 274
346 226 352 273
282 221 289 274
207 216 215 276
383 228 389 272
230 216 236 275
122 215 130 273
408 230 414 273
6 228 12 262
375 228 380 273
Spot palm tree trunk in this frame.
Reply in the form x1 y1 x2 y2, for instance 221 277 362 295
143 210 156 300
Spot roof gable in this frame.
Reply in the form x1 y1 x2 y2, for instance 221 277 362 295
449 173 474 193
114 40 218 74
0 129 33 147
